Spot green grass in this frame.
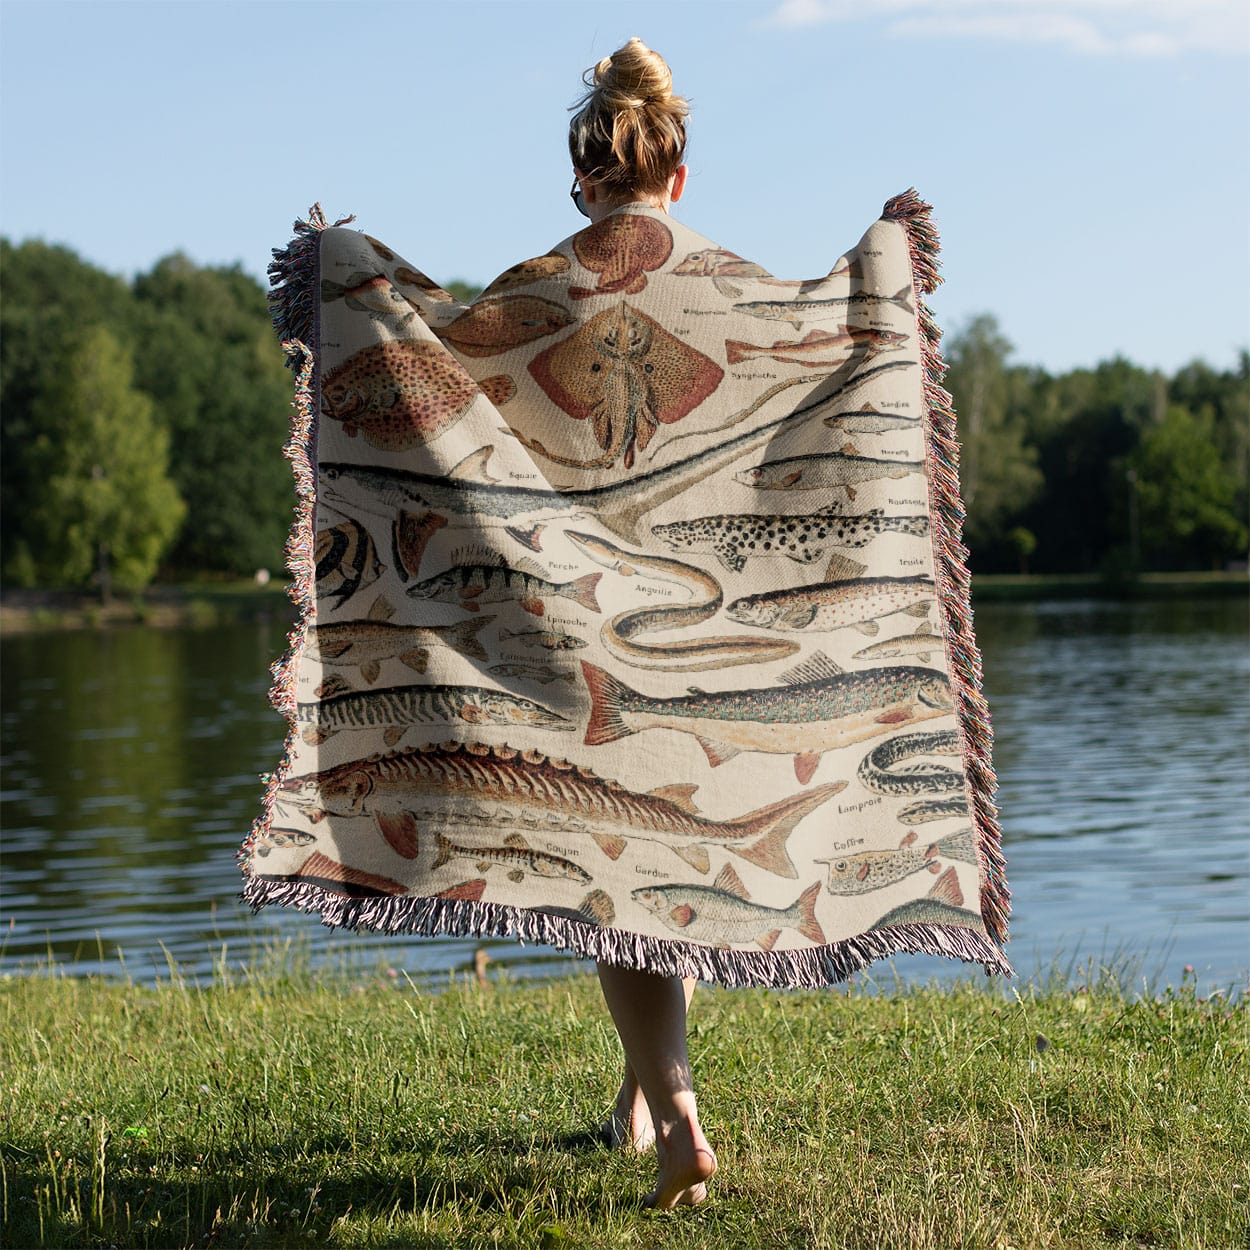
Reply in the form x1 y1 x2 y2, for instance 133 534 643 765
1 963 1246 1249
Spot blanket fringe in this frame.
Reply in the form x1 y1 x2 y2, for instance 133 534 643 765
241 873 1013 989
882 189 1010 950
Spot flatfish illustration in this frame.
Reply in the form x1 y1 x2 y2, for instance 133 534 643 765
725 326 907 368
734 288 914 330
392 265 457 302
435 295 574 357
735 449 925 498
320 271 415 325
632 864 825 950
853 622 943 664
726 575 935 636
570 214 673 298
869 866 981 930
279 741 844 879
306 595 491 682
524 303 724 470
582 653 952 783
296 679 573 745
818 827 976 896
406 552 601 617
480 251 571 297
432 831 592 883
321 340 515 452
857 729 964 796
652 508 930 575
315 518 383 610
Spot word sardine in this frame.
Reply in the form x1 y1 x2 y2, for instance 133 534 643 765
582 654 952 783
652 508 930 575
633 864 824 949
727 576 935 635
279 741 843 879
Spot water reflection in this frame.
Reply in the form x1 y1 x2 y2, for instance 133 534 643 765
2 596 1246 990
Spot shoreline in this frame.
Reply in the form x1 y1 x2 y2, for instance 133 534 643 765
1 570 1245 634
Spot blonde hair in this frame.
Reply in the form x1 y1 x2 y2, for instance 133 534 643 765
568 38 688 198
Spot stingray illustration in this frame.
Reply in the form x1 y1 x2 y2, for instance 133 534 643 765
321 340 514 452
523 302 723 470
570 214 673 299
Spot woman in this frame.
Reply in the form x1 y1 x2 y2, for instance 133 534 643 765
567 38 717 1211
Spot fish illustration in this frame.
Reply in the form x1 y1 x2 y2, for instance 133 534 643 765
853 622 942 664
391 510 447 582
898 795 968 825
652 508 930 575
314 518 384 609
672 247 773 299
488 662 577 685
537 889 616 927
582 653 952 783
279 741 843 879
726 575 935 636
433 878 488 902
317 358 908 546
480 251 572 296
734 288 913 330
818 827 976 896
363 235 395 261
306 596 491 682
405 553 601 617
569 213 673 299
321 340 515 452
251 826 316 857
869 866 981 931
632 864 825 950
320 271 415 324
254 850 406 898
435 295 574 357
392 265 456 302
524 302 724 470
433 831 592 883
735 450 925 498
823 406 921 434
297 678 573 745
857 729 964 796
725 326 908 368
498 628 587 651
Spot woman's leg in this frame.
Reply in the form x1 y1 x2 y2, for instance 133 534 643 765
602 976 696 1151
595 964 717 1208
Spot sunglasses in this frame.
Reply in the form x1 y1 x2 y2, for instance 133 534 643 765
570 176 589 218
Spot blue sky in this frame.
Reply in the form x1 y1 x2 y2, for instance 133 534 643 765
2 0 1247 374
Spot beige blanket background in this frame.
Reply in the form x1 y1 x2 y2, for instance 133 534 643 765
240 191 1011 986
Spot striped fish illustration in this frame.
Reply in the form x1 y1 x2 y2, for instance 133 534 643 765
433 831 591 883
279 741 844 879
296 680 573 746
857 729 964 796
406 554 601 617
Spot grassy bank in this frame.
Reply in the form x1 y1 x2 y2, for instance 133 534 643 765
1 570 1245 633
2 967 1245 1249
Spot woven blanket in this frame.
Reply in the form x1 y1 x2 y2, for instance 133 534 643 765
240 191 1011 987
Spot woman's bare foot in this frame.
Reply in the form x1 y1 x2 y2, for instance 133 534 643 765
601 1075 655 1151
644 1118 717 1210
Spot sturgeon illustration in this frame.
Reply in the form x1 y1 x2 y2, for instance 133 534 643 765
582 653 952 783
278 741 844 879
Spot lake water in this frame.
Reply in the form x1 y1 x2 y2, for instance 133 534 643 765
2 597 1247 993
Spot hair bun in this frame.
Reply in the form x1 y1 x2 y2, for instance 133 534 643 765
595 36 673 109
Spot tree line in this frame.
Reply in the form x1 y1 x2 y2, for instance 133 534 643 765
1 238 1245 594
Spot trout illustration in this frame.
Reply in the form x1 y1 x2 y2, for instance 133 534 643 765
726 575 935 636
632 864 825 950
278 741 844 878
582 653 952 783
853 622 943 664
